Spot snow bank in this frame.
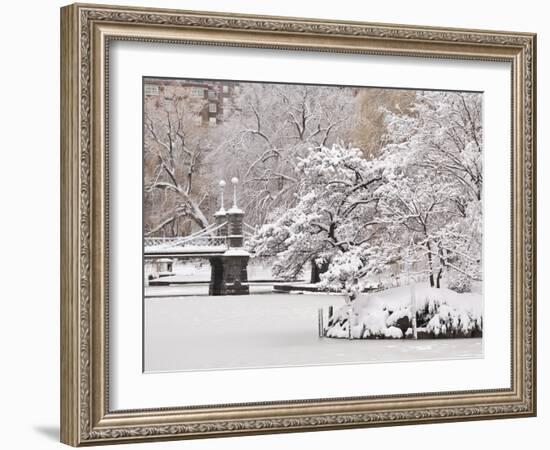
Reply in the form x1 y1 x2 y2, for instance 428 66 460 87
325 285 482 339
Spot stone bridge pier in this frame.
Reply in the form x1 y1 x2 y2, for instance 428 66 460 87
209 178 250 296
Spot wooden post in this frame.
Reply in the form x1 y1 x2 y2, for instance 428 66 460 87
348 306 353 340
410 282 417 339
318 308 324 338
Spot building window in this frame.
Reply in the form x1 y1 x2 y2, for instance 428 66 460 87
208 90 217 100
144 84 159 96
222 85 229 94
191 87 204 97
209 103 217 113
209 117 217 125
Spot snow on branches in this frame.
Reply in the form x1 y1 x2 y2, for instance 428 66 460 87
251 90 483 295
144 80 483 295
144 88 216 236
215 84 360 226
249 144 387 287
383 91 482 202
379 91 483 290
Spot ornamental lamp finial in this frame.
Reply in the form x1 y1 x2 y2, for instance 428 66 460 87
231 177 239 208
217 179 226 213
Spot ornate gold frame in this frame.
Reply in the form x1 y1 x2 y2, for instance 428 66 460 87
60 3 536 446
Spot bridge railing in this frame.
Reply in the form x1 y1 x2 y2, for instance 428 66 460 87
144 236 179 247
144 235 227 249
178 235 227 248
144 220 257 252
144 222 226 248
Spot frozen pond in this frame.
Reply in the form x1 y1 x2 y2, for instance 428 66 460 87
144 285 483 372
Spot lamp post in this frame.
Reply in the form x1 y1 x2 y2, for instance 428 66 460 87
218 179 226 213
227 177 244 247
214 179 228 237
231 177 239 209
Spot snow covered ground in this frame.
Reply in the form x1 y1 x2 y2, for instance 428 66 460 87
144 284 483 372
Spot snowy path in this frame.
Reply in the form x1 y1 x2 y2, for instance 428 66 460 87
144 285 482 372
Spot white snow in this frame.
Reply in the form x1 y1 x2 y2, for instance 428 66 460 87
386 307 410 327
223 248 250 256
144 245 227 254
144 259 279 287
384 326 403 339
325 284 482 339
144 284 482 372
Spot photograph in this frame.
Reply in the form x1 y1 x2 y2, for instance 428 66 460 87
57 2 536 446
142 77 484 372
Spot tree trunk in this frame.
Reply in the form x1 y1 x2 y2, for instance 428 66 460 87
436 268 443 289
310 258 329 283
426 241 435 288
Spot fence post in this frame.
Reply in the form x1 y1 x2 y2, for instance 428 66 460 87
318 308 324 338
410 282 417 339
348 306 353 340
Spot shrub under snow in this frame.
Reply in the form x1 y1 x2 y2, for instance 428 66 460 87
325 285 482 339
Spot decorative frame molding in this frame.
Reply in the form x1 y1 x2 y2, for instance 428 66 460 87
60 3 536 446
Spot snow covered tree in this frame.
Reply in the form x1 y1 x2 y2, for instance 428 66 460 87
249 144 387 292
436 200 482 291
144 89 219 236
376 175 463 288
250 90 483 294
212 83 362 226
383 91 482 202
143 79 483 295
352 88 415 159
379 91 483 290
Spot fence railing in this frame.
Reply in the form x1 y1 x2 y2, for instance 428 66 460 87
144 222 228 249
144 235 227 249
144 221 260 250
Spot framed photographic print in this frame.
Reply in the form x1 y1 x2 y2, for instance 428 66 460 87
60 3 537 446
